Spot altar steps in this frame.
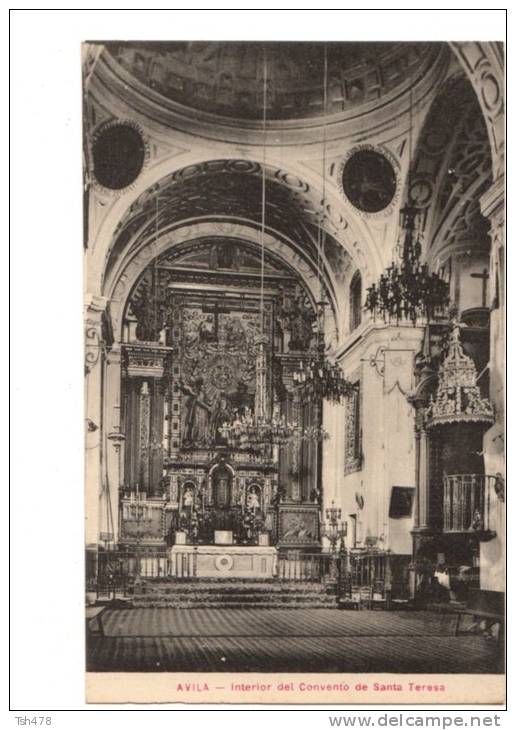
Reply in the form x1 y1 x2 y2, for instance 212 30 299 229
131 579 338 608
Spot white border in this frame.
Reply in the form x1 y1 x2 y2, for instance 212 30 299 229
9 5 508 721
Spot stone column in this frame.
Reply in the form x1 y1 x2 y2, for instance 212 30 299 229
480 176 505 463
417 427 431 532
479 176 505 592
84 295 108 547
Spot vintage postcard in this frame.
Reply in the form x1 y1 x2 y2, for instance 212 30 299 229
83 39 505 705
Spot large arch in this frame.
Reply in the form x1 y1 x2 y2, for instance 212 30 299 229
86 154 383 304
108 220 341 349
449 42 504 181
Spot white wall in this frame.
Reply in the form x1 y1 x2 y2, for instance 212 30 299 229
323 322 423 555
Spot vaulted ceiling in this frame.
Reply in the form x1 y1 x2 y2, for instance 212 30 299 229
409 75 493 261
105 158 351 297
104 40 443 121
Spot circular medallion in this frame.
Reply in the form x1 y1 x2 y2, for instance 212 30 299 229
210 362 235 391
92 121 146 191
215 554 234 573
341 148 397 213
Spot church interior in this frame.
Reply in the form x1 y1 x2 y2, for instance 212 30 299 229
83 40 505 673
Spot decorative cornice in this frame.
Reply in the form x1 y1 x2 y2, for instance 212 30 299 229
122 342 172 379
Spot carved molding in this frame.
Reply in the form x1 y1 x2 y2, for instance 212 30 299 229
123 342 172 379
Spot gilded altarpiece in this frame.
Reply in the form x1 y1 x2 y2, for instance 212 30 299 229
118 241 323 547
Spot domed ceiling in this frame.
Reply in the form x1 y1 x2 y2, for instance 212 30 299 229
104 40 443 120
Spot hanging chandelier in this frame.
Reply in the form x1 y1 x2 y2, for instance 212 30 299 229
293 45 355 405
364 88 449 324
293 355 357 404
364 200 449 323
219 407 302 450
218 49 301 451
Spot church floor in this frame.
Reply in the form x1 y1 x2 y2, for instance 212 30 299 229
87 607 504 673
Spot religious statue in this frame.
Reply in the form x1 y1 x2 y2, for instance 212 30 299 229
182 486 194 509
179 378 213 446
130 272 171 342
210 393 233 446
199 317 217 345
285 295 316 351
246 485 261 511
209 242 241 270
224 316 247 349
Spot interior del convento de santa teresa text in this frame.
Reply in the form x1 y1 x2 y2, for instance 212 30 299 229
83 39 505 678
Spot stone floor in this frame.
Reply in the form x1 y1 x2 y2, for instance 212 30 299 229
87 607 504 674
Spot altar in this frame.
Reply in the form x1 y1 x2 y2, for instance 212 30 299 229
169 544 278 579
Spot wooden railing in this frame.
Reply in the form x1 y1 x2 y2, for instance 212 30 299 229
443 474 498 534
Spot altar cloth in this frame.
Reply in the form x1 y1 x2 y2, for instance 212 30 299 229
169 545 278 578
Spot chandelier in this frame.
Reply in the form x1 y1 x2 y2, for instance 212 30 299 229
219 407 302 449
217 50 300 451
293 45 355 405
364 200 449 323
364 87 449 325
293 355 356 404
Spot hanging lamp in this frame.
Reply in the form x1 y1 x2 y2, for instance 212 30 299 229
219 47 301 450
293 44 356 406
364 89 449 323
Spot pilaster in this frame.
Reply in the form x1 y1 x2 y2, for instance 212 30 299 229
84 295 108 546
103 344 123 543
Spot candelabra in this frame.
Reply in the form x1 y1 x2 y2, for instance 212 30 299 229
321 500 348 582
321 500 348 552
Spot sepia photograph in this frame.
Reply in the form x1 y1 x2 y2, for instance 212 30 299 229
82 36 505 703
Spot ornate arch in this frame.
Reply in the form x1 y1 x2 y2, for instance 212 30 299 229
449 42 504 180
86 155 382 303
107 221 342 346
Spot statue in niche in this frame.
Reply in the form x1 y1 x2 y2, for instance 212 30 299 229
246 485 261 511
224 316 247 350
210 392 233 445
198 316 217 345
209 242 241 270
213 467 232 508
130 271 171 342
284 295 316 351
179 377 213 446
182 485 195 509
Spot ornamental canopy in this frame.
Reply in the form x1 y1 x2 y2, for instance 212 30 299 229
426 322 494 430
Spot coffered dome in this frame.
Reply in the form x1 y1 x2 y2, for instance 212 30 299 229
104 40 443 121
